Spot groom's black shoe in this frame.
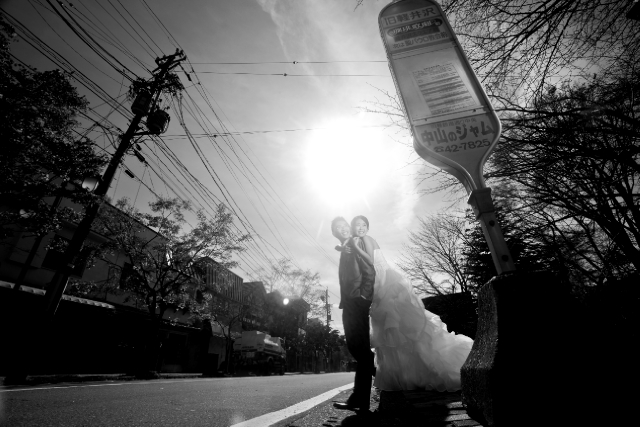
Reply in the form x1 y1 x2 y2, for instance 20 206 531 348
333 400 370 411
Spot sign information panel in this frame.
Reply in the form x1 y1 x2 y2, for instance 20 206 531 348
379 0 501 192
412 63 480 115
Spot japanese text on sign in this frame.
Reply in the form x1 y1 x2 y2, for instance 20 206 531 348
412 63 479 116
387 19 442 42
390 30 449 52
420 117 495 150
380 7 439 27
381 6 450 53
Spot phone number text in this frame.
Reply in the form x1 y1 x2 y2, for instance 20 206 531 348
432 139 490 153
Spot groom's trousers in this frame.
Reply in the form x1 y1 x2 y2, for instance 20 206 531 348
342 296 375 406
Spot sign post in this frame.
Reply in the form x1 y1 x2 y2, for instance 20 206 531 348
378 0 515 274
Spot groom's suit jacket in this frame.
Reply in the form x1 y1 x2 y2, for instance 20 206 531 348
338 239 375 309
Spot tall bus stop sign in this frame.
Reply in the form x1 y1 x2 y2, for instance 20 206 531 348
379 0 515 273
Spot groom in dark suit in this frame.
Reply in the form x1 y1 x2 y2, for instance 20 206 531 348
331 217 375 412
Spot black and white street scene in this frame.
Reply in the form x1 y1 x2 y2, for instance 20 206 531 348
1 1 638 426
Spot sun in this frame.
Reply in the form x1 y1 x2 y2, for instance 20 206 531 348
305 119 386 207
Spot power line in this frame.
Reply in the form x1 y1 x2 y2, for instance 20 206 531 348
162 98 292 273
177 93 298 262
112 0 163 55
138 0 181 49
159 124 392 137
184 80 338 266
147 136 277 273
43 0 138 80
178 55 340 266
146 59 305 270
189 60 388 64
89 0 157 62
173 99 287 266
26 0 126 86
179 82 333 268
111 150 268 277
3 11 134 125
63 0 154 72
189 72 389 77
29 0 150 72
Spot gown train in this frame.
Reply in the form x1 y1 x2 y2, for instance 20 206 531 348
370 249 473 392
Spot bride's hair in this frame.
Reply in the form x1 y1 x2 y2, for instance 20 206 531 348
330 216 348 239
351 215 369 230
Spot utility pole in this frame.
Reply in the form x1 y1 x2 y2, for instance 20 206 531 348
41 50 186 321
5 50 186 385
325 288 331 327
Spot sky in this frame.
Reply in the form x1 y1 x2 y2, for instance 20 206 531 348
2 0 461 333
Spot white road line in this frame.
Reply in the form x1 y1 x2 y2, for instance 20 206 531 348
230 382 354 427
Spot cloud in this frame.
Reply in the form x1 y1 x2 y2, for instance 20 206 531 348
255 1 325 63
255 0 290 49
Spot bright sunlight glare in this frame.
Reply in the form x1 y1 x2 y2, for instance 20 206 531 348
306 120 387 208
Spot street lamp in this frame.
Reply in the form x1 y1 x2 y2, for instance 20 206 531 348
81 176 101 192
18 209 35 218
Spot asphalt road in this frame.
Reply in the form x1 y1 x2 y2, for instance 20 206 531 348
0 373 354 427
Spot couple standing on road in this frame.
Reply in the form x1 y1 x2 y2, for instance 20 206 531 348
331 216 474 412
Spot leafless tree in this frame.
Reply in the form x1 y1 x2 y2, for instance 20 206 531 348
256 258 326 318
397 213 470 296
489 70 640 278
440 0 640 106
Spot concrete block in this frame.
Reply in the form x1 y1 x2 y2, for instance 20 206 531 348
460 271 573 426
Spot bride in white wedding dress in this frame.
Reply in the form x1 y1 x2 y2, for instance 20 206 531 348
351 216 474 392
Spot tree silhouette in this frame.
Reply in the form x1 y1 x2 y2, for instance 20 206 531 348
397 213 470 296
488 72 640 282
256 259 325 319
0 16 106 241
92 197 248 374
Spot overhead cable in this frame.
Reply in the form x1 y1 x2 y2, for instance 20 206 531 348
189 72 389 77
43 0 137 80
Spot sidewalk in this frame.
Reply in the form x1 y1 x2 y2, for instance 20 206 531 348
277 387 481 427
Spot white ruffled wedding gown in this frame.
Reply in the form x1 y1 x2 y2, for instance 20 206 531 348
370 249 474 392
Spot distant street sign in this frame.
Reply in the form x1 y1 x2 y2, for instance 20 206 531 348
379 0 501 193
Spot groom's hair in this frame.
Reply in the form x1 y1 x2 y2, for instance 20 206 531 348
331 216 348 239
